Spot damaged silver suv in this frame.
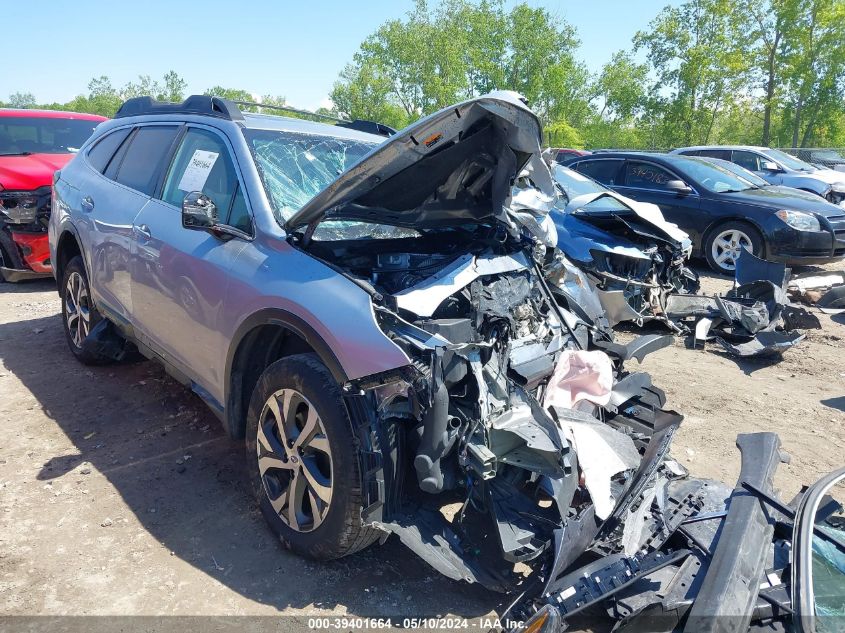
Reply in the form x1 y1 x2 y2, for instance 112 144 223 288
49 93 843 630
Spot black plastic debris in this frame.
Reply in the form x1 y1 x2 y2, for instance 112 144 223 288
734 248 789 288
714 330 806 357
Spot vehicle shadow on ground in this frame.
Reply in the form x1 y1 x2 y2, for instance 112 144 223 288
0 303 508 619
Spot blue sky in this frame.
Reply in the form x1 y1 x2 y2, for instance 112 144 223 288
4 0 679 109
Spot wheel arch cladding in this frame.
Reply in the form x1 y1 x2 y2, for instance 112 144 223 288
55 229 83 285
224 309 349 440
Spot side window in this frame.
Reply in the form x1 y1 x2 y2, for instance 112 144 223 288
732 150 761 171
87 128 132 174
114 126 181 196
624 161 675 190
699 149 731 160
161 128 250 233
575 159 623 185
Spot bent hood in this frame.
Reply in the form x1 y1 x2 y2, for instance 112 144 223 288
285 91 554 232
565 190 691 246
723 185 845 218
0 153 72 190
806 167 845 186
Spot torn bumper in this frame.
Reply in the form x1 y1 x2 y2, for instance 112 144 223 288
513 432 789 633
0 229 52 281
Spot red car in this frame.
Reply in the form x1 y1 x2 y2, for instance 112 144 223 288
550 148 591 164
0 109 107 281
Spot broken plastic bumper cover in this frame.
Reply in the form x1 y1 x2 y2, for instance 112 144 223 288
508 432 788 633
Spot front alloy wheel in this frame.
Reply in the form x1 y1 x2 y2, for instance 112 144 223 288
257 388 333 532
245 353 379 560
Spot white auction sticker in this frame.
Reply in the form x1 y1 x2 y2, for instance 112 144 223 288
178 150 219 192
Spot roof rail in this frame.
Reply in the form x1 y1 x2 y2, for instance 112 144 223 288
114 95 396 137
114 95 244 121
231 100 396 137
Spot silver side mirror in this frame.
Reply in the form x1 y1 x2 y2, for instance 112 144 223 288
182 191 218 230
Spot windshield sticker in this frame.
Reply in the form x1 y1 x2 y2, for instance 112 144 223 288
178 150 219 192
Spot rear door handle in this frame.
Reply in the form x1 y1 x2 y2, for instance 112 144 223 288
81 196 94 212
134 224 152 239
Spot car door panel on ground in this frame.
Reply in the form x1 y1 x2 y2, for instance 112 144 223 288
613 160 707 247
130 126 253 400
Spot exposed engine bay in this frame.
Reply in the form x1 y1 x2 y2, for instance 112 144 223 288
306 224 697 595
0 186 53 281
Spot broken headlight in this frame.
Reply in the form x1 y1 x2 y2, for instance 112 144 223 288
775 209 821 232
0 192 39 223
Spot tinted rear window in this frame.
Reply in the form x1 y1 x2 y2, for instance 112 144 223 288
575 159 623 186
698 149 731 160
114 126 181 196
87 128 132 173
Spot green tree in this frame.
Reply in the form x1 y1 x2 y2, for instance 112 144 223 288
593 51 649 121
635 0 750 147
330 63 411 128
8 92 36 109
781 0 845 146
160 71 187 102
331 0 590 127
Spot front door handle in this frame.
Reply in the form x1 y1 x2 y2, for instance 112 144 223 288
81 196 95 212
134 224 152 239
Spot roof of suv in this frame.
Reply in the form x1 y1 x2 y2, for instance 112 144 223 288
109 95 388 144
0 108 107 121
240 113 384 143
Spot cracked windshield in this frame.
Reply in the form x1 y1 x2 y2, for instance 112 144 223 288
245 128 377 223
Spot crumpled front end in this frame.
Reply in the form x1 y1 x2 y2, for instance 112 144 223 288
547 169 699 331
0 185 53 281
304 198 683 599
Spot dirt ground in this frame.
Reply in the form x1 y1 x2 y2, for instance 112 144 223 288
1 266 843 630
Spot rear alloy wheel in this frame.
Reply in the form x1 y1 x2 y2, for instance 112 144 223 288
704 222 763 275
245 354 379 560
60 255 111 364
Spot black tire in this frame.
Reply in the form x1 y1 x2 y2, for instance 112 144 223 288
703 221 764 275
245 353 379 560
60 256 111 364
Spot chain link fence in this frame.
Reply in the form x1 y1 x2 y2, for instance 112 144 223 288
777 148 845 171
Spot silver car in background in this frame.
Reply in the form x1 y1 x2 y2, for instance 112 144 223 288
672 145 845 206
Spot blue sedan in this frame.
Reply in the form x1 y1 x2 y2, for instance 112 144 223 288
563 152 845 274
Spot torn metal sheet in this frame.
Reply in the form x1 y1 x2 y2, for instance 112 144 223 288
735 248 789 287
394 251 530 317
818 284 845 310
595 288 649 326
555 416 641 520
